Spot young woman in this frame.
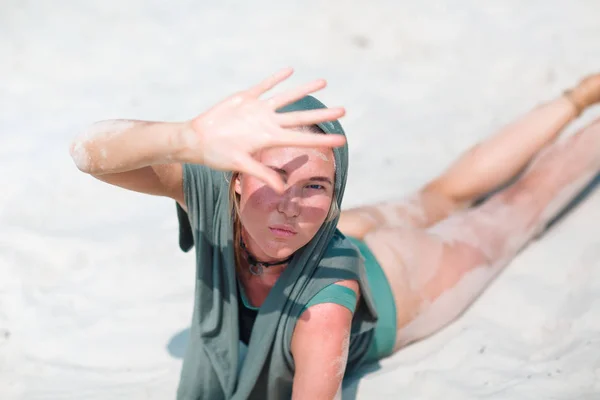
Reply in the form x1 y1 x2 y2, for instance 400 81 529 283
70 68 600 400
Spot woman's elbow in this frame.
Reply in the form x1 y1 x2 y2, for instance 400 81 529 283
69 137 95 174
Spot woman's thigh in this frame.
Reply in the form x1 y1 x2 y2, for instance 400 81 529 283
337 188 460 240
363 208 514 351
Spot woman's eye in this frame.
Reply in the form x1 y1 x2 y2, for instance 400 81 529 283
306 184 325 190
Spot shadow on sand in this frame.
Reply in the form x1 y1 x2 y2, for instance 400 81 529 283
167 327 189 359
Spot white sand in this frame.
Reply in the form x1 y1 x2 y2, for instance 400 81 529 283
1 1 599 398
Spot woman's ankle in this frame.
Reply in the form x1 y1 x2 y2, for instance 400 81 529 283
564 73 600 117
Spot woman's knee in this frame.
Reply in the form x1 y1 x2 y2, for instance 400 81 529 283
419 183 468 224
337 208 385 239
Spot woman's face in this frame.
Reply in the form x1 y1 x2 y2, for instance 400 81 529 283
235 145 336 262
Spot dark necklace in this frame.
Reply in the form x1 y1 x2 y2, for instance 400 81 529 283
239 236 293 276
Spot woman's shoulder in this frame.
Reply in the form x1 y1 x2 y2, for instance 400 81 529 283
182 163 230 195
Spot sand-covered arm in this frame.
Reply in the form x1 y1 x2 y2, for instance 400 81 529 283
68 67 346 204
69 119 190 203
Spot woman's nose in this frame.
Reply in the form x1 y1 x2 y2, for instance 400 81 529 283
277 189 300 217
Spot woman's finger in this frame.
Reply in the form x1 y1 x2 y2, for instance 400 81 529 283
247 67 294 98
275 107 346 128
236 154 286 194
266 79 327 109
268 129 347 149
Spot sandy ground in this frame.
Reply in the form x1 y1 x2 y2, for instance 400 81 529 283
1 1 600 398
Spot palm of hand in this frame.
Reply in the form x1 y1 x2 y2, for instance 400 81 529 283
187 68 346 193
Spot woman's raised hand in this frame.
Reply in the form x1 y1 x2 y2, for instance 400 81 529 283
184 68 346 193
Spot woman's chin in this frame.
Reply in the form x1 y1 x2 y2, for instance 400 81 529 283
268 248 295 260
261 234 310 260
263 242 297 260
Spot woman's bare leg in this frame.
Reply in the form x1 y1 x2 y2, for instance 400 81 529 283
363 118 600 350
337 97 577 238
338 74 600 239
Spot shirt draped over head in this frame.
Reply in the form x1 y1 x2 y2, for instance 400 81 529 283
175 96 379 400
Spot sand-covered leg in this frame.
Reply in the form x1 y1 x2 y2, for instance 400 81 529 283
337 75 600 239
336 190 457 239
365 119 600 350
337 96 575 239
426 73 600 206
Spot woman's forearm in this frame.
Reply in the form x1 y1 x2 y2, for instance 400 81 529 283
69 119 195 175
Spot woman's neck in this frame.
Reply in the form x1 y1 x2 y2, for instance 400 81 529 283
236 252 287 308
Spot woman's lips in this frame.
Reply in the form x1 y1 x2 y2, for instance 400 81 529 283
269 226 297 237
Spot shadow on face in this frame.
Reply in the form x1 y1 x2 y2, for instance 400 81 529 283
235 146 336 261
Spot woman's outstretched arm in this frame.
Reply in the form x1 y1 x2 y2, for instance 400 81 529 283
70 120 189 203
69 67 347 202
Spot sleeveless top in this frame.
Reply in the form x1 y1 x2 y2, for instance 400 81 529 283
174 95 380 399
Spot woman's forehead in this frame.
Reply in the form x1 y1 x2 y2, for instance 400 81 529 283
258 147 335 176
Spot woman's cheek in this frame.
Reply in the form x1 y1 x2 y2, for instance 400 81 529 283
245 183 279 212
302 197 332 223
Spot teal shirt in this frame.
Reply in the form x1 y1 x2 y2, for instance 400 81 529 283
238 281 358 315
174 96 379 400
